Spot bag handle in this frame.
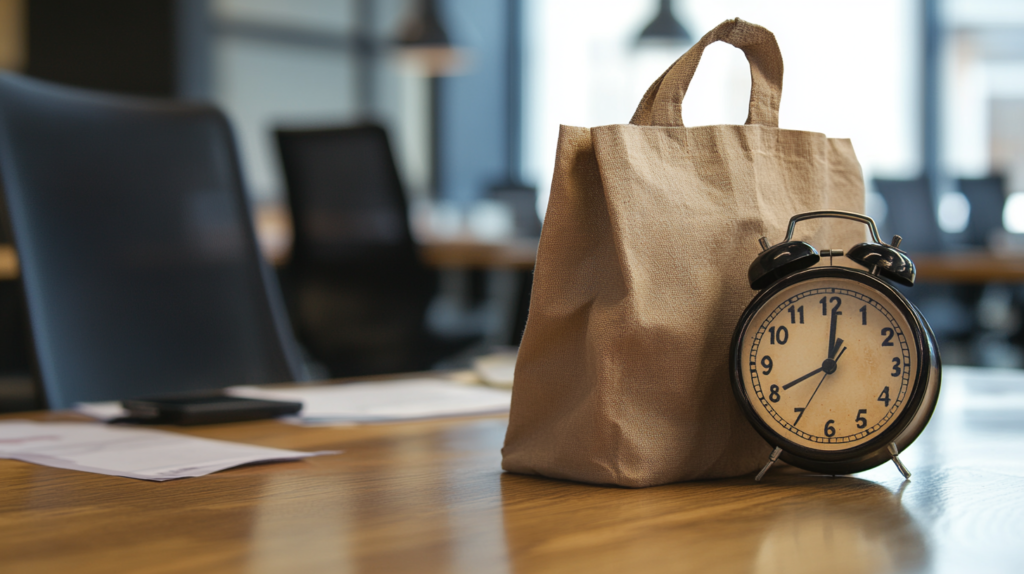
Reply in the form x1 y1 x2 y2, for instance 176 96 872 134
630 18 784 128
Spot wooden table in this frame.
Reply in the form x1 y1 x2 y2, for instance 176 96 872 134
0 243 17 281
417 237 538 270
0 237 540 277
2 366 1023 573
913 251 1024 283
0 236 539 279
253 202 539 270
8 232 1024 281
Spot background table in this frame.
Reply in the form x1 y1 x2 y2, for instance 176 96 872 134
2 366 1023 573
417 237 538 270
0 243 17 281
912 251 1024 283
10 240 1024 281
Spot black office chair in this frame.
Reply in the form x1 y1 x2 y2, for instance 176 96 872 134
0 74 304 409
0 195 34 412
276 125 477 377
958 176 1007 247
873 176 947 253
872 176 975 354
955 176 1024 365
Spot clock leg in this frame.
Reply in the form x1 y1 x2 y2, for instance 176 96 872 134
887 442 912 479
755 446 784 482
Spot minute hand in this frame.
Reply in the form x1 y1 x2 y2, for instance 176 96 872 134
782 367 824 390
828 307 839 359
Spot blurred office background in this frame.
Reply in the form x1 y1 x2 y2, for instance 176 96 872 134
1 0 1023 410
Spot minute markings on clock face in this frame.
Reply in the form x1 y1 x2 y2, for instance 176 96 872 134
740 277 917 451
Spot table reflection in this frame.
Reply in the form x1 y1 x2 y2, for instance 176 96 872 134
753 480 926 574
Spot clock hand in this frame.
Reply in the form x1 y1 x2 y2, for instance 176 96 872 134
834 345 847 363
782 339 844 391
782 367 824 390
830 338 844 360
795 372 828 427
794 345 847 427
828 307 839 359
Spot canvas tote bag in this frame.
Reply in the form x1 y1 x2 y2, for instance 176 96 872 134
502 18 867 487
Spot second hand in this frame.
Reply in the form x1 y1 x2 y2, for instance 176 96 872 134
794 346 847 427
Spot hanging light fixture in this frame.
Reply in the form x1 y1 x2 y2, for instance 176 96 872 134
636 0 691 47
396 0 466 77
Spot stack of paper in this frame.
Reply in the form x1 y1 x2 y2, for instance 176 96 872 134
227 377 513 425
0 420 336 481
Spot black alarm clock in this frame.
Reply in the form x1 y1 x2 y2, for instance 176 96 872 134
730 210 941 481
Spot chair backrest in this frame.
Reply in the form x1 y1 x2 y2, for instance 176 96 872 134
276 125 421 271
958 176 1006 247
872 176 946 253
0 74 302 408
275 125 442 376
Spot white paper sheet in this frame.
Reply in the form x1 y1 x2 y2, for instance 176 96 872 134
0 420 337 481
226 378 512 425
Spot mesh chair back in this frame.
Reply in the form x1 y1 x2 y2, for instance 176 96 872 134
0 74 301 408
276 125 457 377
277 126 419 269
958 176 1006 247
873 177 946 253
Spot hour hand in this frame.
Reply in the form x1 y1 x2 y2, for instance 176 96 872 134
830 338 845 359
782 366 824 390
834 345 847 363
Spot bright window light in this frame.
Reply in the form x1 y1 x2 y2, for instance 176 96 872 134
1003 192 1024 234
937 191 970 234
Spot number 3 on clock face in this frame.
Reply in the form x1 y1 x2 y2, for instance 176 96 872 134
736 273 919 454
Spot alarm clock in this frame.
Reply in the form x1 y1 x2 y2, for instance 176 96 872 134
730 210 941 481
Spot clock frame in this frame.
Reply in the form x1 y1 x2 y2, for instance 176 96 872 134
730 266 940 476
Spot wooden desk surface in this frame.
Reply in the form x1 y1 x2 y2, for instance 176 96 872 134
2 366 1023 573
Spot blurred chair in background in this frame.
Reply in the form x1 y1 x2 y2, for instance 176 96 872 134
276 125 479 377
873 176 947 253
872 176 976 361
956 176 1024 367
0 195 34 412
487 185 540 346
0 74 304 409
487 186 541 238
958 176 1007 248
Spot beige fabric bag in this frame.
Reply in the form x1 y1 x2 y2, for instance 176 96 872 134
502 19 866 487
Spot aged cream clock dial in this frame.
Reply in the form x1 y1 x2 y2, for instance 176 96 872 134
730 211 940 480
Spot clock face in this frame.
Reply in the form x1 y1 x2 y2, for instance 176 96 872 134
737 274 920 453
